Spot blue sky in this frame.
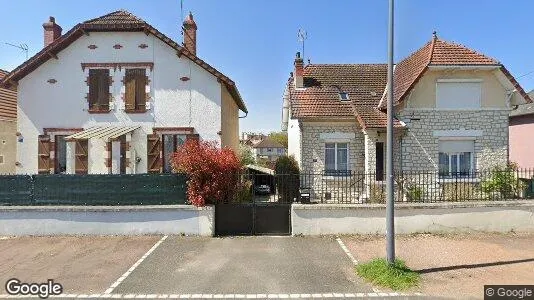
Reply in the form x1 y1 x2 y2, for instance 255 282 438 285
2 1 533 133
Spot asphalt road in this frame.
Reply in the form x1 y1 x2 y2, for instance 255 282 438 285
114 236 376 295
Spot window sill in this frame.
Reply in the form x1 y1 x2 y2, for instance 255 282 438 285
438 177 481 183
88 109 111 114
124 109 147 114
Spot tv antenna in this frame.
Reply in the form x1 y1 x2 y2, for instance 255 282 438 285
5 42 29 59
297 29 307 61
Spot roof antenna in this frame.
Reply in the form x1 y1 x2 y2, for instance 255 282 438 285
297 28 307 62
5 42 28 59
180 0 184 36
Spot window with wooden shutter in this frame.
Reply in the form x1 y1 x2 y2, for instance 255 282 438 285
74 140 89 174
88 69 110 112
125 69 147 112
147 134 162 173
37 135 51 174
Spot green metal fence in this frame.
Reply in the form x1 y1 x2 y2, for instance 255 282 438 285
0 174 188 206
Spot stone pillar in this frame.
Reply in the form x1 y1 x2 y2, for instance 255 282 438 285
65 141 76 174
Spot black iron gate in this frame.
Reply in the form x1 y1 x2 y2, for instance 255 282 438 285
215 172 298 236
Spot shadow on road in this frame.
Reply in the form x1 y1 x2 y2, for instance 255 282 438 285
416 257 534 274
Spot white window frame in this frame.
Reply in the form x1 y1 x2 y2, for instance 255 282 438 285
324 142 350 176
438 138 475 179
435 79 482 110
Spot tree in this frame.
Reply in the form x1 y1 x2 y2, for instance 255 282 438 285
238 144 255 166
172 140 241 206
274 155 300 202
268 131 288 148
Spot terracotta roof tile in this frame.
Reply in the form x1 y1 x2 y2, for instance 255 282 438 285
379 35 531 108
253 137 285 149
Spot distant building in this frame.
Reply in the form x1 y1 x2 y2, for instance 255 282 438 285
240 132 266 146
252 137 286 162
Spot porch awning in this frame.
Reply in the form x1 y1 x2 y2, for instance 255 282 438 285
65 126 141 141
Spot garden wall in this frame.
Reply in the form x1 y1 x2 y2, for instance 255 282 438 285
0 205 214 236
291 200 534 235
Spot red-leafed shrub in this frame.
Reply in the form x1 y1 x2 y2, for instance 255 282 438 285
172 140 241 206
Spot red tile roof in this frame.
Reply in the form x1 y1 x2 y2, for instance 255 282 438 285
288 64 403 128
253 137 285 149
379 34 532 108
0 10 247 113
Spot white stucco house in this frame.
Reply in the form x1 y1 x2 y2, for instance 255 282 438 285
282 33 531 181
1 10 247 175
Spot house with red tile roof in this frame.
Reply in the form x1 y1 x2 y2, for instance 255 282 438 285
282 33 531 198
0 69 17 173
252 137 286 162
0 10 247 175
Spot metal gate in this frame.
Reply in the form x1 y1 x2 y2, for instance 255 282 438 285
215 172 298 236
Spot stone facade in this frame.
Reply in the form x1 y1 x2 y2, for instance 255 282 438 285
300 121 364 173
397 109 509 171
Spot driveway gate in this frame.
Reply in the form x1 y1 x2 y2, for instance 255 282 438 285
215 173 298 236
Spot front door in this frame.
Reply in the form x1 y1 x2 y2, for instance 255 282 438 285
376 142 384 181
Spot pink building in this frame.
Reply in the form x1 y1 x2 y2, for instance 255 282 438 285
509 91 534 169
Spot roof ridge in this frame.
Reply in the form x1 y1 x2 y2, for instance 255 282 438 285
83 9 146 24
428 32 437 65
306 63 388 66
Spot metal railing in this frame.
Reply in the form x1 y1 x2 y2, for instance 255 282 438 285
0 174 187 206
228 169 534 204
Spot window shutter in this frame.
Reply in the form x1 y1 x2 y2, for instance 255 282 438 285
88 69 110 111
125 69 136 110
37 135 51 174
147 134 162 173
135 69 147 110
98 70 110 110
75 140 89 174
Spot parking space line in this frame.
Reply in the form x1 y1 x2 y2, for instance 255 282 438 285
104 235 168 295
335 237 358 265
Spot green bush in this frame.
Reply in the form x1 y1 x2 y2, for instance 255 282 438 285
405 184 424 202
442 182 481 201
274 156 300 202
233 179 253 203
481 163 526 199
368 183 385 204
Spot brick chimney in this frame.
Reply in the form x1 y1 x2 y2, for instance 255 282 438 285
182 12 197 55
43 16 62 47
294 52 304 88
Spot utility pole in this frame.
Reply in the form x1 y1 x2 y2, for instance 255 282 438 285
386 0 396 265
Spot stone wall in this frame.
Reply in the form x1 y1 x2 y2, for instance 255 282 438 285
397 110 509 171
300 122 364 173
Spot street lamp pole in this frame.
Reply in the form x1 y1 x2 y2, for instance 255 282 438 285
386 0 396 265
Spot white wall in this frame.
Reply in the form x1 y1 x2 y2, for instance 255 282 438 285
17 32 224 174
292 201 534 235
0 205 214 236
287 117 301 167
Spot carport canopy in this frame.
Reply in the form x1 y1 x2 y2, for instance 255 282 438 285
65 126 141 141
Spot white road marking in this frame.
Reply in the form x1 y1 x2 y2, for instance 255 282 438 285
335 237 358 265
103 235 168 295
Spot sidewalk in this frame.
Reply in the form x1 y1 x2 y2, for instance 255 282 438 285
341 233 534 299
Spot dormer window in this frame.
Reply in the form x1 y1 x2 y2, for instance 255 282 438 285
339 92 350 101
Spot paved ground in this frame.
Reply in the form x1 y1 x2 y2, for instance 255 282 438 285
1 235 421 298
0 236 160 294
342 233 534 299
114 236 374 295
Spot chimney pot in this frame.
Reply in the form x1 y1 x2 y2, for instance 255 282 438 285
43 16 62 47
183 11 197 55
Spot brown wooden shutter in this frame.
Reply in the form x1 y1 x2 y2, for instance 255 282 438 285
124 69 136 110
147 134 162 173
88 69 110 111
125 69 146 111
37 135 51 174
74 140 89 174
135 69 147 110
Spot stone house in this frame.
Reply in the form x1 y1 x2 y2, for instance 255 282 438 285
282 33 531 201
1 10 247 175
